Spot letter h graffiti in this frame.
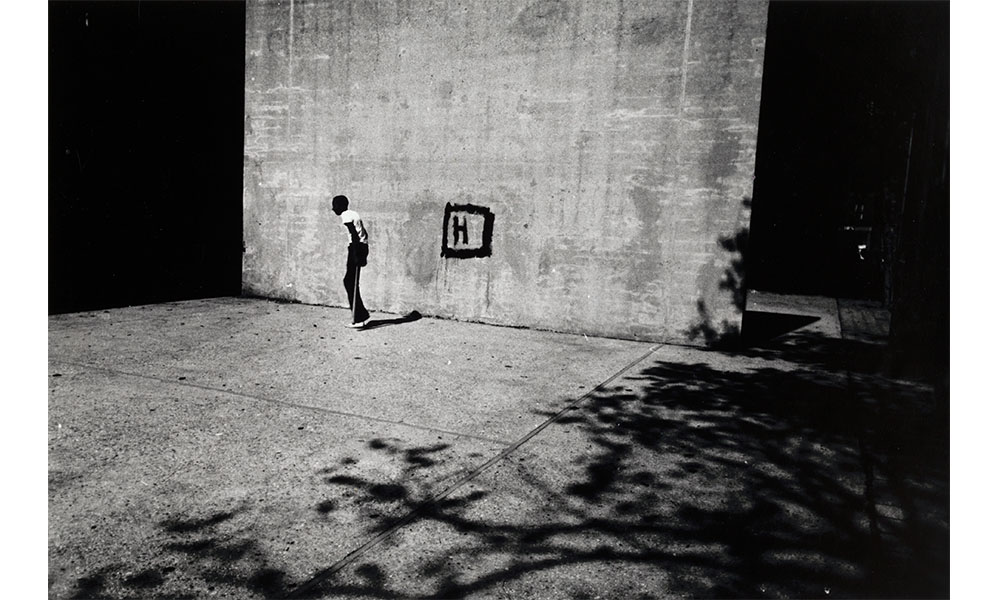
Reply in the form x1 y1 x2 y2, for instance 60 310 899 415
442 203 494 259
453 214 469 246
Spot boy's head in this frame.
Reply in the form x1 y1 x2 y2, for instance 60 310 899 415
331 195 349 215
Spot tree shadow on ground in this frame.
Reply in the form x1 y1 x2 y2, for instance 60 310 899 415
560 354 947 598
66 507 294 599
65 342 946 599
290 334 946 598
62 439 478 599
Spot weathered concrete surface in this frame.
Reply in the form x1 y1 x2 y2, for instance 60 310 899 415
48 298 654 599
243 0 767 344
49 363 502 599
49 298 947 599
48 298 652 443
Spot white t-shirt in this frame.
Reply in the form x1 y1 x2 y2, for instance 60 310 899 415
340 210 368 244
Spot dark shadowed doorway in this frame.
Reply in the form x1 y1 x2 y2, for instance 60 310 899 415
49 1 246 314
748 1 948 302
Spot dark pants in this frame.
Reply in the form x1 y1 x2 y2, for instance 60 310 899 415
344 243 370 323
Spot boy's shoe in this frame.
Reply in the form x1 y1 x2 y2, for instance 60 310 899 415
347 319 369 329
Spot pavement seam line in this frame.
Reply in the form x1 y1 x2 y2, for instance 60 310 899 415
286 343 665 599
48 358 514 446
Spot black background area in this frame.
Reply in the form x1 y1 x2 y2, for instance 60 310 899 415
48 1 246 314
747 1 948 301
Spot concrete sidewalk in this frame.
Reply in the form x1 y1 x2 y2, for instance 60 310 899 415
48 297 947 599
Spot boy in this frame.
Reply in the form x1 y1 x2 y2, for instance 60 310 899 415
331 194 370 328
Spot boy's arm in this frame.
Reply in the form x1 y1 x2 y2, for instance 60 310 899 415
355 217 368 243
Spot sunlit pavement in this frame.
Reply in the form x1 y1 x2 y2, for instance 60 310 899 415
49 296 947 599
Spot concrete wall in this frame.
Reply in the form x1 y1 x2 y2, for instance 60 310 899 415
243 0 767 343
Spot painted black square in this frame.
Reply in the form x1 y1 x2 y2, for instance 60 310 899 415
441 203 494 259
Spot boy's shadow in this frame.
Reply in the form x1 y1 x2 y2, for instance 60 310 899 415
363 311 422 331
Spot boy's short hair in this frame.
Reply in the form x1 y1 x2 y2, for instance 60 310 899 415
332 195 350 213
